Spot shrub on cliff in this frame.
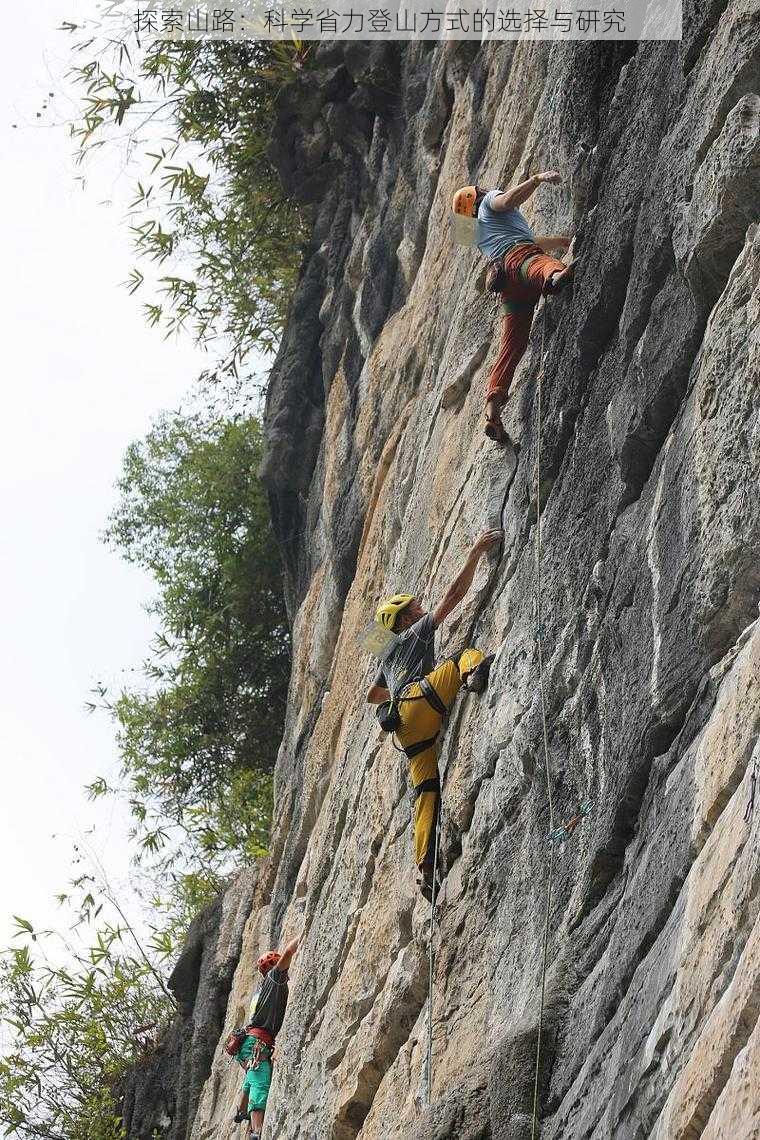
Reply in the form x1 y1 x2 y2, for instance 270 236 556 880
0 880 172 1140
92 411 289 872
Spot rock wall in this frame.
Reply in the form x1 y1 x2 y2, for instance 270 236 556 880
177 8 759 1140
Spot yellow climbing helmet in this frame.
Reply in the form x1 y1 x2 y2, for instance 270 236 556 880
376 594 415 630
452 185 478 218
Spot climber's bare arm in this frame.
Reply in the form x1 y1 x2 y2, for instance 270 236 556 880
491 171 562 211
432 530 503 627
534 234 571 253
366 683 390 704
276 937 300 972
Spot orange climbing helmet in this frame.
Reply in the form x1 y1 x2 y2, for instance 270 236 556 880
257 950 281 976
452 185 479 218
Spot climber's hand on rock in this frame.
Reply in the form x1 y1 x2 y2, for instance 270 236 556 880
538 170 561 184
435 531 504 625
471 530 503 559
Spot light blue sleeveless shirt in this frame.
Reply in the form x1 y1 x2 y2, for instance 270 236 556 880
476 190 535 259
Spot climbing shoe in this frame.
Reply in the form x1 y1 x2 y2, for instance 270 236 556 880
233 1111 249 1123
418 862 438 903
463 654 495 694
543 260 577 295
484 413 512 447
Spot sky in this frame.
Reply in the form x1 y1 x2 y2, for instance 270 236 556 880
0 3 211 947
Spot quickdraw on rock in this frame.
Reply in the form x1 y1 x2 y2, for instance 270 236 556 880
548 800 593 847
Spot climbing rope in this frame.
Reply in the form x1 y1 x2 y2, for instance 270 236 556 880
424 805 440 1104
530 301 557 1140
424 295 564 1122
745 753 758 824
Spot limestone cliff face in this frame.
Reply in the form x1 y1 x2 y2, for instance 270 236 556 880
164 12 759 1140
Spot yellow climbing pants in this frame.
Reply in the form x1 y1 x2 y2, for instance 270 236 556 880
396 649 484 868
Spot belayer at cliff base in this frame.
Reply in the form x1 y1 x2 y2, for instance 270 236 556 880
228 938 300 1140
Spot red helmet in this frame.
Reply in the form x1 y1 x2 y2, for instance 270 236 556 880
257 950 281 976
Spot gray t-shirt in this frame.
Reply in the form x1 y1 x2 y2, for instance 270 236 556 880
247 967 289 1039
476 189 535 260
375 613 436 698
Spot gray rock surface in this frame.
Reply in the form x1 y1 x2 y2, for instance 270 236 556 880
127 11 760 1139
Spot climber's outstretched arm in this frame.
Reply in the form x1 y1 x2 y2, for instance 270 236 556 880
276 936 300 973
431 530 502 627
534 234 571 253
367 682 390 704
490 171 561 212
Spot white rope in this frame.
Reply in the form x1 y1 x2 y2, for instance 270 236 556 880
530 301 557 1140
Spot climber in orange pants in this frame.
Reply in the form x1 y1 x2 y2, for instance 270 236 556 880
452 174 575 445
366 530 502 899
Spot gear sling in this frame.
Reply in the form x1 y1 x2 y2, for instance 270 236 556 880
378 650 484 868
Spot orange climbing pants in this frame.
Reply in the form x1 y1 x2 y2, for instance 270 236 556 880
395 649 483 868
485 242 566 408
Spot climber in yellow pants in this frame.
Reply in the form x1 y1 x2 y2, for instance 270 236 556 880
397 648 484 872
366 530 502 898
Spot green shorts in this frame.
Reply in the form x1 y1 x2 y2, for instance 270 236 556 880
235 1036 255 1064
243 1059 273 1112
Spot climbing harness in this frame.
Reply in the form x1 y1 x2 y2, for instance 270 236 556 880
377 686 434 735
420 676 449 717
248 1037 274 1072
548 800 593 847
384 675 450 757
414 776 442 799
486 257 509 294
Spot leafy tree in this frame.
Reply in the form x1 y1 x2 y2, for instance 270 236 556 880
0 30 304 1140
67 31 311 384
93 411 289 870
0 873 174 1140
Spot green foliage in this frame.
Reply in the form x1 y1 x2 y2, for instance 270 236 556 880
0 30 305 1140
98 411 289 870
68 35 310 382
0 877 173 1140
